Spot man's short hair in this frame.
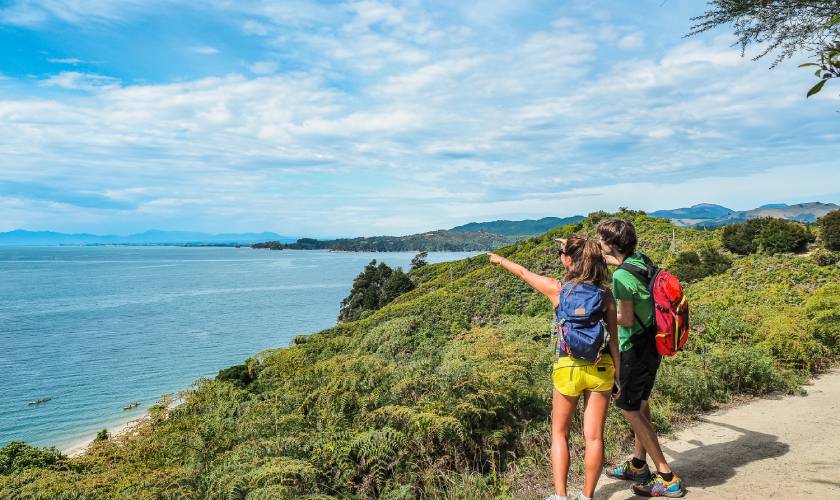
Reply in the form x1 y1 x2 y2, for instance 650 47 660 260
597 219 637 257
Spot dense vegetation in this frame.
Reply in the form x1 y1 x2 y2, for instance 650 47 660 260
449 216 584 236
669 247 732 283
253 231 518 252
819 208 840 250
722 217 810 255
338 260 414 323
3 212 839 498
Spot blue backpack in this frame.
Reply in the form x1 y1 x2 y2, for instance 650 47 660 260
554 282 607 362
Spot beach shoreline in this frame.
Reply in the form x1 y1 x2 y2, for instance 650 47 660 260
61 412 152 457
60 397 184 457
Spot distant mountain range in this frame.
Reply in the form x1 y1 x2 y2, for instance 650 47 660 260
0 230 297 246
4 201 837 249
649 202 838 228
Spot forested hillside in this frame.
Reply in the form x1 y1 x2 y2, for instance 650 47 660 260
254 229 515 252
3 211 839 499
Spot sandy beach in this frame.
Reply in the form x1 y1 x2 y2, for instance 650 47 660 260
61 412 152 457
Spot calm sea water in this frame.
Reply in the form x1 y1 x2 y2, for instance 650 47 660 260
0 247 477 449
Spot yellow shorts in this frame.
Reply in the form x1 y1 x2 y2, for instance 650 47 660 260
552 354 615 397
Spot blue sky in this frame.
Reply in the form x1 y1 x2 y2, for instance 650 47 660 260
0 0 838 237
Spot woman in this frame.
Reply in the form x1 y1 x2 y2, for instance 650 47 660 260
489 236 619 500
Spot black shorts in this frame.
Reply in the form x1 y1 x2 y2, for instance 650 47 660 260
615 333 661 412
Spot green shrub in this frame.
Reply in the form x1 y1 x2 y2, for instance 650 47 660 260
754 218 809 255
670 251 703 282
759 308 830 372
723 218 809 255
0 442 64 475
811 248 840 266
670 247 731 282
806 284 840 353
338 260 415 322
722 218 768 254
217 363 255 387
818 209 840 251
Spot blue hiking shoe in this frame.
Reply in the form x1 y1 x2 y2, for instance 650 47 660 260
604 459 652 483
632 472 686 497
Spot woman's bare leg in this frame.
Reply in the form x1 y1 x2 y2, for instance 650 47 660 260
581 390 611 497
551 389 579 496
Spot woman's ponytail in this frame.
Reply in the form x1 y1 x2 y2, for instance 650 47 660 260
563 236 608 287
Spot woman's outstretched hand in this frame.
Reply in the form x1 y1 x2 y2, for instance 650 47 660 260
487 252 504 265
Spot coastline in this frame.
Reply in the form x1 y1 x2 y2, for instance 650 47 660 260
61 412 152 457
61 397 183 457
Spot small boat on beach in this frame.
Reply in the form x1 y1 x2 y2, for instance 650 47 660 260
123 401 140 410
28 397 51 405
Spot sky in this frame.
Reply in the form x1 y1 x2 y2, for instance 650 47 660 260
0 0 838 238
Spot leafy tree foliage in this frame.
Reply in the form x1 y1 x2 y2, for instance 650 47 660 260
95 429 110 441
0 442 63 475
670 247 732 282
688 1 840 97
338 260 414 322
410 251 428 271
818 208 840 250
754 218 809 254
723 217 808 254
722 217 768 254
251 240 283 250
217 363 255 388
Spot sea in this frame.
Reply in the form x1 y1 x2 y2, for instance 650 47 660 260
0 246 478 450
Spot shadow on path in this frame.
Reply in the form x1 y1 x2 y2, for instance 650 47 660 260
595 420 790 499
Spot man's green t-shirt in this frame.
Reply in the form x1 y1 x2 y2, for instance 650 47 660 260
612 252 654 352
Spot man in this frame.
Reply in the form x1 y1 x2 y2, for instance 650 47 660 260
597 219 686 498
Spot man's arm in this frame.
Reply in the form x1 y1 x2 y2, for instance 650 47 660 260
617 299 635 328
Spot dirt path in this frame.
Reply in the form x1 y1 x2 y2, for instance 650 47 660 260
597 369 840 499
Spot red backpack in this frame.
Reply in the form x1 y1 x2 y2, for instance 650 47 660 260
618 254 689 356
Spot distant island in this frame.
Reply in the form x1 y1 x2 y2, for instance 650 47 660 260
251 216 586 252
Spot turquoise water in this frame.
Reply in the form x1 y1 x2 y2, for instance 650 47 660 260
0 247 477 449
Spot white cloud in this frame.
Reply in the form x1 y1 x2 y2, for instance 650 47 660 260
617 32 643 49
0 0 163 27
1 2 838 235
47 57 84 64
191 46 219 55
40 71 119 91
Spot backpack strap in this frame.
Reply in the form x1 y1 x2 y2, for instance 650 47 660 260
617 262 651 288
618 255 656 331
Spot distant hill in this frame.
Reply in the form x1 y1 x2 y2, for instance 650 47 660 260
0 229 297 246
649 203 735 222
449 216 584 236
651 202 838 228
257 216 587 252
693 202 838 228
262 230 517 252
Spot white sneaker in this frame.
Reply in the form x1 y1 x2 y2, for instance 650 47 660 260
545 495 567 500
